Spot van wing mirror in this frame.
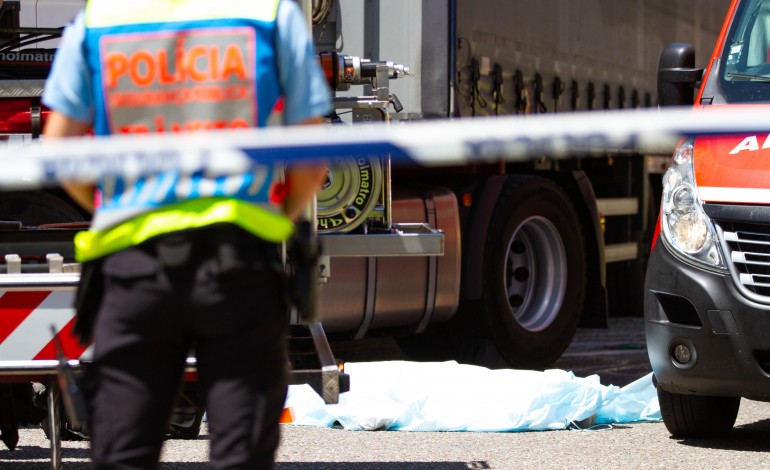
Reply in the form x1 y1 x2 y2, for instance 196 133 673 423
658 43 704 107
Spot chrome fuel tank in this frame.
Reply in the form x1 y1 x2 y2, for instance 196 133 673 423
318 185 460 338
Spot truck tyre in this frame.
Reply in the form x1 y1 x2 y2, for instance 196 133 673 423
41 409 88 441
482 176 586 368
166 383 205 440
38 387 88 442
657 387 740 438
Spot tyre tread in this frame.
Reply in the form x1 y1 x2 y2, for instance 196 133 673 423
658 386 739 438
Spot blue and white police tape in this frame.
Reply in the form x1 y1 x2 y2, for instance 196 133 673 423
0 105 768 189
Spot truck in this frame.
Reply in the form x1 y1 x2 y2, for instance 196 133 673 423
311 0 728 369
0 0 729 452
647 0 770 438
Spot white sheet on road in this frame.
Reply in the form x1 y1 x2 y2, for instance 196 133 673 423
284 361 660 432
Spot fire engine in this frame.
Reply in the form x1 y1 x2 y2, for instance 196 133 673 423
0 0 731 459
648 0 770 438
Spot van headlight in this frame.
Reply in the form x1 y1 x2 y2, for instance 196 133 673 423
660 138 727 271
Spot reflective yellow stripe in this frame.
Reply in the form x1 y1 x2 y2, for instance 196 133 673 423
74 197 293 262
86 0 280 27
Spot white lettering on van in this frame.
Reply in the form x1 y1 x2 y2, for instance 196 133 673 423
729 134 770 154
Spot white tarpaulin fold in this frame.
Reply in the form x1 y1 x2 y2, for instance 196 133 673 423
284 361 660 432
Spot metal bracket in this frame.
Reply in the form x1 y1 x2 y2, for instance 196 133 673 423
46 253 63 273
318 255 331 280
308 322 341 404
321 223 444 257
4 254 20 274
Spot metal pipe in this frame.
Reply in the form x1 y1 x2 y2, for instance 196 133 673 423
383 155 392 229
48 381 62 470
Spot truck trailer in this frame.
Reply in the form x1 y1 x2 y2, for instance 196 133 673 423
310 0 728 368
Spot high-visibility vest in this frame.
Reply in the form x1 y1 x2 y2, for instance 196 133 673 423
75 0 292 262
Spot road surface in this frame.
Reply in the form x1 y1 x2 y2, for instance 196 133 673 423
5 318 770 469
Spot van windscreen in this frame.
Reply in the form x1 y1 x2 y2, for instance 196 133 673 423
721 0 770 102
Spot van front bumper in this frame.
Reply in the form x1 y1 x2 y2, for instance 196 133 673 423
645 239 770 399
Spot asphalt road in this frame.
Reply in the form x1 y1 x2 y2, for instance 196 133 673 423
5 317 770 469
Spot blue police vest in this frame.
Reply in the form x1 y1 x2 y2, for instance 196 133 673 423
78 0 289 245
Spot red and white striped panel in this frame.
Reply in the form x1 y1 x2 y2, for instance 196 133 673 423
0 290 90 361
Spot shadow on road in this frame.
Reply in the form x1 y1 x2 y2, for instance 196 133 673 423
0 444 89 456
675 418 770 452
277 462 490 469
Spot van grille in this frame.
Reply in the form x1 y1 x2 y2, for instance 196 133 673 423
718 221 770 302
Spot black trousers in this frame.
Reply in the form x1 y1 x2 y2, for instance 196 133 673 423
86 225 289 469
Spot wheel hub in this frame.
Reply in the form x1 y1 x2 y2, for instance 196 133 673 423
504 216 567 332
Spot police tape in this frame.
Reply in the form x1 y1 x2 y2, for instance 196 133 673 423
0 105 768 189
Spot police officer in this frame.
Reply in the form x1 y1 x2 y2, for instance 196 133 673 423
42 0 331 468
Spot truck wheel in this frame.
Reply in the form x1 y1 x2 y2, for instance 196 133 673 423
39 389 88 441
482 176 586 368
41 409 88 441
166 383 205 440
657 387 739 438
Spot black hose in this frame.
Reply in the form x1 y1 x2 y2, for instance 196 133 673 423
312 0 334 25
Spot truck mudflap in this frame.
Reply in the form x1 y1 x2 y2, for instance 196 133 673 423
0 245 349 469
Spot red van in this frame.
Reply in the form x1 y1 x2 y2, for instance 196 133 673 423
647 0 770 437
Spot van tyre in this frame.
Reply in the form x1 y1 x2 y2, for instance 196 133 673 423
657 387 740 438
482 176 586 368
